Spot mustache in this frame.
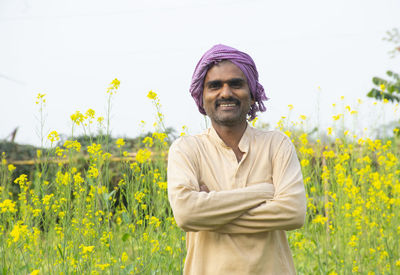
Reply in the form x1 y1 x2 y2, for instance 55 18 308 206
215 98 240 107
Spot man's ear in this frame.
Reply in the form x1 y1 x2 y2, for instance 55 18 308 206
249 91 255 105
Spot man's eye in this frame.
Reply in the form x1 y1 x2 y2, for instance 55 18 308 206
208 82 221 89
229 81 243 88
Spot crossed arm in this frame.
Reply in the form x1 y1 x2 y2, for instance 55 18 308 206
167 137 306 234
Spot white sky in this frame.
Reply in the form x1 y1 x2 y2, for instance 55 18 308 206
1 0 400 146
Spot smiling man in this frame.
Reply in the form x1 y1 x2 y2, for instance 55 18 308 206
167 44 306 275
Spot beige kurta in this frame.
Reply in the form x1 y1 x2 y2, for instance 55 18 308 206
167 125 306 275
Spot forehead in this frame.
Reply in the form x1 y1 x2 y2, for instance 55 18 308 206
204 60 246 82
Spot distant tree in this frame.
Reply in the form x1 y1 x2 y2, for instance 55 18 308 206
367 28 400 103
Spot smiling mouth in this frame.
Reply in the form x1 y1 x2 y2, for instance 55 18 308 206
219 103 237 107
216 99 240 108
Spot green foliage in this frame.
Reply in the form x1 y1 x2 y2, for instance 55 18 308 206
367 28 400 103
367 70 400 103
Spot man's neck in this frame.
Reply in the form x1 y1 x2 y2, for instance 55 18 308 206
211 121 247 151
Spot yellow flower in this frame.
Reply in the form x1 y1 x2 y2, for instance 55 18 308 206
121 252 129 262
380 83 386 91
284 130 291 138
0 199 17 213
288 104 294 110
96 263 110 271
327 127 333 135
250 117 258 127
103 152 112 160
42 194 54 205
299 115 307 120
116 138 125 148
87 165 99 179
55 147 65 157
8 164 16 172
107 78 120 94
81 245 95 254
9 222 28 243
134 191 145 203
152 132 167 142
70 111 85 125
136 148 151 163
157 181 168 190
147 90 157 100
323 150 335 159
312 214 327 225
47 131 60 143
142 137 154 147
332 114 343 121
348 235 358 247
85 108 95 119
87 143 102 156
14 174 28 186
300 159 309 167
97 186 107 194
30 270 40 275
35 93 46 105
63 140 81 152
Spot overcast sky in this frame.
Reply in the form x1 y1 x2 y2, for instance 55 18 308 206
1 0 399 146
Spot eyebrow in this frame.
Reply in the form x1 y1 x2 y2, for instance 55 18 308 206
205 78 246 87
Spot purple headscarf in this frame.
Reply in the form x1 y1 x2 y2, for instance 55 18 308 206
189 44 268 120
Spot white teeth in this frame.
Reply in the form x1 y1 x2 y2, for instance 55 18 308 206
220 103 236 107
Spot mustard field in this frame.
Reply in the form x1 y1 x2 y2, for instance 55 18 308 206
1 80 399 274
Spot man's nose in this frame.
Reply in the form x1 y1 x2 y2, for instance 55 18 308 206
220 83 233 98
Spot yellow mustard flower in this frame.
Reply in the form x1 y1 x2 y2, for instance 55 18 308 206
85 108 95 119
116 138 125 148
142 136 153 147
147 90 157 100
70 111 85 125
136 148 151 163
312 214 327 225
47 131 60 143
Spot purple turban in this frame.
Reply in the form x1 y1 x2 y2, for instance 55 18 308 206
189 44 268 121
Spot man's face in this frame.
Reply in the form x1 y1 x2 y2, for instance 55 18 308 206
203 61 254 127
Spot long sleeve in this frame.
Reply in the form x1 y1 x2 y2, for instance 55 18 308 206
214 137 307 234
167 138 275 232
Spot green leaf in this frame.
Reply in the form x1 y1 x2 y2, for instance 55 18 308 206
122 233 130 242
57 244 64 260
372 77 387 86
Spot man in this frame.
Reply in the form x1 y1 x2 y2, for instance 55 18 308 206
167 44 306 274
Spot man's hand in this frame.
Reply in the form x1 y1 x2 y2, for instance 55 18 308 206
199 185 210 193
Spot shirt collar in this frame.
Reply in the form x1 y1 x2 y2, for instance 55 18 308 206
207 123 251 153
